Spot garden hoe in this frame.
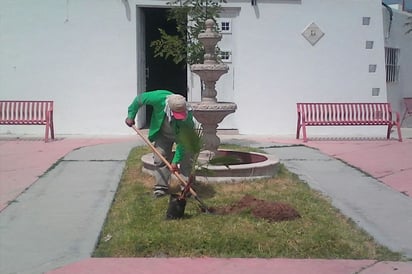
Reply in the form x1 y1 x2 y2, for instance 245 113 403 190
131 125 211 219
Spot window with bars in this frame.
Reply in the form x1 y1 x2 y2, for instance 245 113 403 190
218 19 232 34
385 47 400 83
221 21 230 31
219 50 232 62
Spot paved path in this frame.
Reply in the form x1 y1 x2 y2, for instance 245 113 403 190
0 137 135 212
0 140 139 274
0 132 411 274
267 145 412 256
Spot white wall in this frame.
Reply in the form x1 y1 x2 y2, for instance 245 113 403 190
187 0 389 136
224 0 388 135
1 0 393 137
383 8 412 127
0 0 137 136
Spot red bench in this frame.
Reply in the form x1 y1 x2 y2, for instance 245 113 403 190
0 100 55 142
296 102 402 142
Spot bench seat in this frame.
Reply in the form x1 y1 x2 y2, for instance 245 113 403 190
296 102 402 142
0 100 55 142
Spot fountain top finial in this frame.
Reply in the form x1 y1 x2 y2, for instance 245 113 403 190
198 19 220 40
205 19 215 31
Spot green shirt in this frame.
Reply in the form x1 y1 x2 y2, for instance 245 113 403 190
127 90 194 164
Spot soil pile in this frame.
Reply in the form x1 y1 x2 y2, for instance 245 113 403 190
212 194 301 222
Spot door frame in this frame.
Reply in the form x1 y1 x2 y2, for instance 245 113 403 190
136 6 146 128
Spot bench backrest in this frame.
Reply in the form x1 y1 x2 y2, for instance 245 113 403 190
297 103 393 123
0 100 54 123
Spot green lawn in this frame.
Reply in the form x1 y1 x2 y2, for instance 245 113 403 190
93 146 403 260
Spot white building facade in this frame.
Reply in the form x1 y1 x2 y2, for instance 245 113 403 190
383 6 412 127
1 0 411 137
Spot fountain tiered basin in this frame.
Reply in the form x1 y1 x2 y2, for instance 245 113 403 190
141 149 279 183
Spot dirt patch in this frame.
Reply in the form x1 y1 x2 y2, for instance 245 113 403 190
211 194 301 222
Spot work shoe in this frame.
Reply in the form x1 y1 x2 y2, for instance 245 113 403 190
153 186 168 198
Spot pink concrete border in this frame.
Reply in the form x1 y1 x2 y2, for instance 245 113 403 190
48 258 376 274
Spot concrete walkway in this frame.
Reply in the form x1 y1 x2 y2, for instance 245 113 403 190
0 131 411 274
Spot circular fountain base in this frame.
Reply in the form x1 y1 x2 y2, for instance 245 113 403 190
141 150 279 183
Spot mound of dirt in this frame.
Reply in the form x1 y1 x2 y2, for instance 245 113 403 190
211 194 301 222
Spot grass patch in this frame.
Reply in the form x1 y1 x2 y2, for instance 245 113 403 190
93 146 403 260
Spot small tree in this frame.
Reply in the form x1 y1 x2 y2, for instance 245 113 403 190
150 0 226 66
177 125 240 183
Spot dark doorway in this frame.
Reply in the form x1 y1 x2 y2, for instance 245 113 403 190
143 8 187 125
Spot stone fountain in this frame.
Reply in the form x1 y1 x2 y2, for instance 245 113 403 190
142 19 279 182
190 19 237 158
189 19 279 182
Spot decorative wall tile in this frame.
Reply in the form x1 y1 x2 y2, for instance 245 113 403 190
365 41 374 49
302 22 325 46
362 17 371 25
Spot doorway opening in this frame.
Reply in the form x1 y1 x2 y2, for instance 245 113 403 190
142 8 187 126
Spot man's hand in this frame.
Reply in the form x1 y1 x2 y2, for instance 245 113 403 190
125 118 135 127
170 163 180 173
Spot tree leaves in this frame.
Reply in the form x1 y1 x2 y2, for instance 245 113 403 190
151 0 226 65
150 29 186 64
177 125 203 154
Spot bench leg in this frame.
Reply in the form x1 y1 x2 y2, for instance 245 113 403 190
45 124 49 143
387 124 392 140
387 123 403 142
296 119 307 142
395 122 403 142
296 122 301 139
302 124 308 142
50 119 55 140
44 122 54 143
395 113 403 142
45 112 54 143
